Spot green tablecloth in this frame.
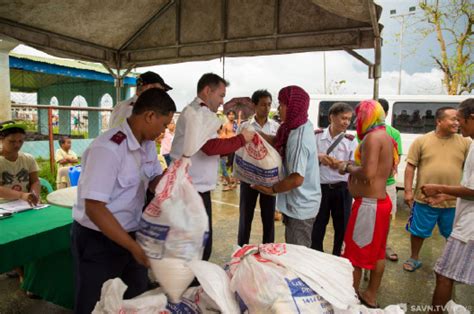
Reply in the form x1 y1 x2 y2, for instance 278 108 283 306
0 205 74 309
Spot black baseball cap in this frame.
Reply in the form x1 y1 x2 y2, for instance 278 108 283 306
137 71 172 91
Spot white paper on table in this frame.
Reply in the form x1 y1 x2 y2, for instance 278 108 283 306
0 200 49 213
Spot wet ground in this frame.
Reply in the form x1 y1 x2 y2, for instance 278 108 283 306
1 183 472 313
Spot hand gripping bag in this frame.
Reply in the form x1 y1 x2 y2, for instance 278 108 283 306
137 104 222 303
233 129 283 186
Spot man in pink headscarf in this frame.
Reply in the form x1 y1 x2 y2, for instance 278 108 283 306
253 85 321 247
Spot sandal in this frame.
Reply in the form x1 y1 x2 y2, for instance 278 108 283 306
385 247 399 262
403 258 422 272
358 292 379 309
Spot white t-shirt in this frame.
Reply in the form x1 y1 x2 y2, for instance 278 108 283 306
109 95 137 129
451 142 474 242
0 152 39 193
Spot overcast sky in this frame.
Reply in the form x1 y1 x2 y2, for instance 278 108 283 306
12 0 466 111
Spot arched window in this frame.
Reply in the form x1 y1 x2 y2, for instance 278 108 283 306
100 93 113 130
71 96 88 132
50 96 58 106
50 96 59 129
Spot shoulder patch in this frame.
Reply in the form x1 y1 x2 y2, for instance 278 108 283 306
110 131 127 145
314 128 324 135
344 133 355 141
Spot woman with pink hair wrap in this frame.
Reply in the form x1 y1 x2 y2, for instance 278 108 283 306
252 86 321 247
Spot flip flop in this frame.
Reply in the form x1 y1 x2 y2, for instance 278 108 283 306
385 247 399 262
403 258 422 272
358 292 379 309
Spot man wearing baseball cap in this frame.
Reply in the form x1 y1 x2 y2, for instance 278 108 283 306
109 71 172 129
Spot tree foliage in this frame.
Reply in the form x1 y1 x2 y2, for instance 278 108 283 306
419 0 473 94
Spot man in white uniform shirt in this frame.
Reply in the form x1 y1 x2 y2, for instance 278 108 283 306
312 102 357 256
170 73 254 261
72 88 176 314
109 71 172 129
237 89 280 246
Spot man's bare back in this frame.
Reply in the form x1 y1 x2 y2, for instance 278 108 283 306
348 130 394 199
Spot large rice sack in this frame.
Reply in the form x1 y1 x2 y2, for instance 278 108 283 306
233 130 282 186
137 104 221 303
226 244 358 313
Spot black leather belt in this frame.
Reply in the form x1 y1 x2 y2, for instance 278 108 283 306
321 182 347 189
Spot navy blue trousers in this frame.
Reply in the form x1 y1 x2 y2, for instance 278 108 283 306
311 183 352 256
238 182 276 246
199 191 212 261
71 222 148 314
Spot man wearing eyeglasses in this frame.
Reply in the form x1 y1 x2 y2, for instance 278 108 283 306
109 71 172 129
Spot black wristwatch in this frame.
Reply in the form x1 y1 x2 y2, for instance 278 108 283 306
343 162 351 174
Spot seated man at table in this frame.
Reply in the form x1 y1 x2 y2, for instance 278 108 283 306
71 88 176 314
0 120 40 280
55 136 78 189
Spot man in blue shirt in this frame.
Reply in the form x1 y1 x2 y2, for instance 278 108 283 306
253 85 321 247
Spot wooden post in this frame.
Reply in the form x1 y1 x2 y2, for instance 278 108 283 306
48 107 55 174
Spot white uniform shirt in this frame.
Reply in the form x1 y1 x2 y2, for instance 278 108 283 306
109 95 137 129
73 120 162 232
170 97 220 193
238 116 280 136
315 127 357 184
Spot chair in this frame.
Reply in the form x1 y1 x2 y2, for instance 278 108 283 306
39 178 54 193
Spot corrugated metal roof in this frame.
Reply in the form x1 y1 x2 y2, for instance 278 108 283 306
9 52 137 77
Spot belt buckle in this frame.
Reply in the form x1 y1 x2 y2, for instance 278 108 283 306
328 183 336 189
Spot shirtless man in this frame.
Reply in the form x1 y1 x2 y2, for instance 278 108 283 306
222 110 240 138
222 110 241 176
338 100 398 308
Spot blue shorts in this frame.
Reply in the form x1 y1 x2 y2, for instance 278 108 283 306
406 201 455 239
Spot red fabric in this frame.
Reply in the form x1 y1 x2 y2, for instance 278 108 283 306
201 134 246 156
274 86 310 159
342 195 391 270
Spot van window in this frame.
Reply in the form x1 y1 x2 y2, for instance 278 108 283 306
391 102 459 134
318 101 359 129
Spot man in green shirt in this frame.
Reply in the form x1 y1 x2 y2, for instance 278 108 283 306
379 99 403 261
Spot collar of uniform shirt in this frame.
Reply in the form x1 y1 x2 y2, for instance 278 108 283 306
121 119 145 152
322 126 344 142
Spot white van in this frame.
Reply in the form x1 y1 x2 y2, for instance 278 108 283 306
307 94 471 189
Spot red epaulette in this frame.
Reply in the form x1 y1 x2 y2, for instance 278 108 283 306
314 128 324 135
344 133 355 141
110 131 127 145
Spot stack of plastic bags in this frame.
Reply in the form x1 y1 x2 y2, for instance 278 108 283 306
94 242 413 313
93 260 240 314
